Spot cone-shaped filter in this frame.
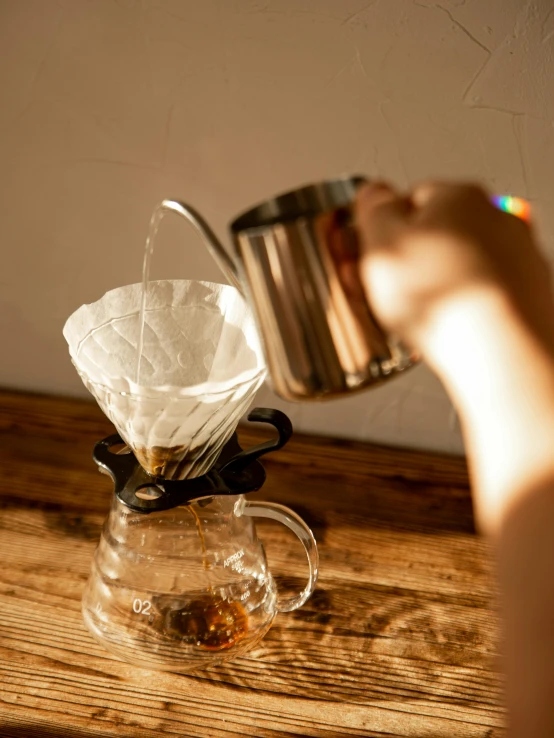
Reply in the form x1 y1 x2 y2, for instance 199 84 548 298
63 280 267 480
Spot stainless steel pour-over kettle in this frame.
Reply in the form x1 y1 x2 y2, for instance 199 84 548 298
161 176 417 402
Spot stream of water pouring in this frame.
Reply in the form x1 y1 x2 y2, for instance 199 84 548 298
135 204 166 384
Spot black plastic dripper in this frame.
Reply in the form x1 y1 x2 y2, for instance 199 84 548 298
92 408 292 513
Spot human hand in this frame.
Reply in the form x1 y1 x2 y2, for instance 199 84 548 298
355 181 553 363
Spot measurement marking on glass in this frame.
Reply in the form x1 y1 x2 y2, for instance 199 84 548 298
224 549 244 568
133 598 152 615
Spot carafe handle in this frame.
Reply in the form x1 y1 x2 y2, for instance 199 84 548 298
241 501 319 612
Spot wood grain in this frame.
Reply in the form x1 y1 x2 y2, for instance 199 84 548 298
0 389 505 737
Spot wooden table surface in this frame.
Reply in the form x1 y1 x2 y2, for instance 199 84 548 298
0 390 505 737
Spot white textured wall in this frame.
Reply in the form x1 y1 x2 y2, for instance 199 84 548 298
2 0 553 454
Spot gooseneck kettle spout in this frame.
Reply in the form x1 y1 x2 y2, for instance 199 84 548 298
160 199 244 295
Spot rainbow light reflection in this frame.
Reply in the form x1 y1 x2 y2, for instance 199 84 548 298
492 195 531 222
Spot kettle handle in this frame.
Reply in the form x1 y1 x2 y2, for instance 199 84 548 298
160 199 244 294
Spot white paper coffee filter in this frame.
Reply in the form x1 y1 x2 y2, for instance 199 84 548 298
63 280 267 479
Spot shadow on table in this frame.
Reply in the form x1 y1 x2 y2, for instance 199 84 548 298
184 573 498 710
0 727 102 738
0 725 383 738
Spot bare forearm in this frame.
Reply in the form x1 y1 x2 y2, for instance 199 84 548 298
355 180 554 735
423 288 554 535
423 290 554 737
498 479 554 738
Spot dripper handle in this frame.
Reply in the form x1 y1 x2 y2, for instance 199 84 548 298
241 500 319 612
220 408 293 476
160 199 243 294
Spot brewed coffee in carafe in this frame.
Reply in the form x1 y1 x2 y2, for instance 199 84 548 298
63 276 319 672
81 481 318 671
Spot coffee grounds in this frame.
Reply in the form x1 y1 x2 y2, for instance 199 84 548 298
134 441 219 480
